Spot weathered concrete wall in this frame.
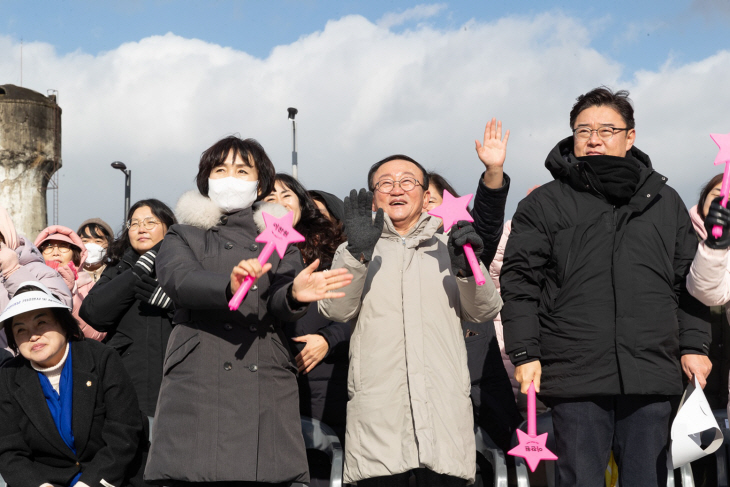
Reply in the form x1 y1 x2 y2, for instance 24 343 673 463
0 84 62 241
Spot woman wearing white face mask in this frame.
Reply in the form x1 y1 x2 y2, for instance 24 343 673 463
144 136 353 485
77 218 114 282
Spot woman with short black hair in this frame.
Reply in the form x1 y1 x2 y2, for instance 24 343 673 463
144 136 352 485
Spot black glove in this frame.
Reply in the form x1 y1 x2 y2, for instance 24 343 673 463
132 240 163 277
134 274 173 309
343 189 384 263
134 274 157 302
448 221 484 277
705 197 730 250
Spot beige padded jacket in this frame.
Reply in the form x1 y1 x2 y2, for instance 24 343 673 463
319 213 503 483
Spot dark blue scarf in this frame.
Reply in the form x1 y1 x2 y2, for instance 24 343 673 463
37 345 81 486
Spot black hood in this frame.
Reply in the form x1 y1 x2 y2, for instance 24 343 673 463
309 190 345 222
544 136 654 191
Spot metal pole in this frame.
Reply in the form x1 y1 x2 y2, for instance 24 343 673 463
292 120 298 180
288 107 298 180
124 170 131 219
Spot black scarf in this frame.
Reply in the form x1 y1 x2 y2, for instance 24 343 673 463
578 155 641 206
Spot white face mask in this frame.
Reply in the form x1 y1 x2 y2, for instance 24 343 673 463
208 178 259 213
84 243 107 265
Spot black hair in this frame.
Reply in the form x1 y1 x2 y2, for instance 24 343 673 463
3 287 83 354
195 136 275 200
367 154 430 192
107 198 177 264
270 174 346 271
569 87 635 130
78 223 113 244
427 171 460 198
698 173 725 220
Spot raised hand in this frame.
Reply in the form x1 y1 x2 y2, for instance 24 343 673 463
292 259 353 303
0 243 20 277
344 189 384 263
476 118 510 189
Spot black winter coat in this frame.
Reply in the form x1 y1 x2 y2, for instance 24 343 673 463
79 247 174 417
143 200 309 483
0 340 149 487
285 306 350 442
501 138 711 398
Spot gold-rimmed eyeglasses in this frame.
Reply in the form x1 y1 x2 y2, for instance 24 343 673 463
126 218 161 232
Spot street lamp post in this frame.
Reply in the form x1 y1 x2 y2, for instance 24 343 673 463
111 161 131 221
288 107 298 180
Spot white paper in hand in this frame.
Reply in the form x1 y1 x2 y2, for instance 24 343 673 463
671 376 723 468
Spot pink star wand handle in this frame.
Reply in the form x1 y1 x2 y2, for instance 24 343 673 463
527 381 537 437
464 244 486 286
712 161 730 238
228 242 275 311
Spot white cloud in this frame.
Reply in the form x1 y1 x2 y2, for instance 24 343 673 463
377 3 448 29
0 10 728 234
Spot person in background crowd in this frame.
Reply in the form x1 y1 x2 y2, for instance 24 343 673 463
79 199 176 418
319 152 503 486
687 174 730 419
309 190 345 224
35 225 105 341
265 174 350 487
426 171 522 459
0 204 72 350
501 87 711 486
144 136 352 485
0 281 150 486
77 218 115 283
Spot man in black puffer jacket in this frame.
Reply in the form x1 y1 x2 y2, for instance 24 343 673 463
501 87 712 487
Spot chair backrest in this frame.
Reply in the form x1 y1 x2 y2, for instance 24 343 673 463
299 416 344 487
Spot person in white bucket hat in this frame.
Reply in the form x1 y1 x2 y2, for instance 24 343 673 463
0 281 151 487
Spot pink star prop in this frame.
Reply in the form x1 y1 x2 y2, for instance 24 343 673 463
711 133 730 166
428 190 485 285
508 382 558 472
428 190 474 230
228 211 305 310
256 211 306 258
710 133 730 238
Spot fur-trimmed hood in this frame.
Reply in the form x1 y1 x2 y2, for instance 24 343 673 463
175 190 289 231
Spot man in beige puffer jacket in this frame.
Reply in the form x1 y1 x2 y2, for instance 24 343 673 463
319 155 503 486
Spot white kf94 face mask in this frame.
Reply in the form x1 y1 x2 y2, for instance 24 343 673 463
84 243 107 265
207 177 259 213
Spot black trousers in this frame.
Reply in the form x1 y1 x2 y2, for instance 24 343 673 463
550 395 673 487
357 468 467 487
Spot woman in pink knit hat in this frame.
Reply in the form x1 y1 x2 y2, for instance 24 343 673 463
34 225 106 341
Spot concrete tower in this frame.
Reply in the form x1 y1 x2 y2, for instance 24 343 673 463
0 84 62 240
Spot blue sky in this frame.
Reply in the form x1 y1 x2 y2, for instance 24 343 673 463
4 0 728 79
1 1 729 232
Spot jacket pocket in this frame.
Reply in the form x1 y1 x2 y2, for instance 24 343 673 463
163 330 200 376
270 332 297 373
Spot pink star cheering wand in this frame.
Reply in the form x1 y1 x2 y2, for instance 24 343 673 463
711 132 730 238
428 189 486 285
508 381 558 472
228 211 305 311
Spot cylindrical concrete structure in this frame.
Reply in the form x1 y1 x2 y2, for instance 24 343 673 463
0 84 62 240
